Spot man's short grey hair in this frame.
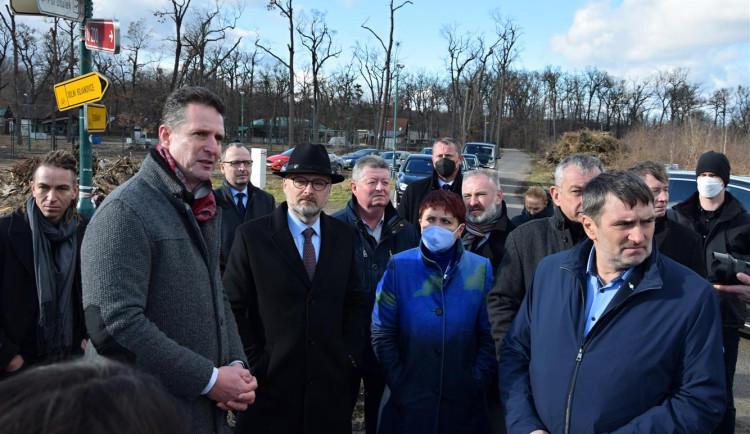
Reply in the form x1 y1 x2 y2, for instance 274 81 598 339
352 155 390 183
161 86 225 130
433 137 463 155
628 161 669 185
221 143 249 161
582 170 654 224
463 169 502 192
554 154 605 187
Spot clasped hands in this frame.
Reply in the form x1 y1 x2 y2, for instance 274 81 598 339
207 364 258 411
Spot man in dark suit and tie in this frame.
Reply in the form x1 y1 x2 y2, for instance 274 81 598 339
213 143 275 262
223 143 366 434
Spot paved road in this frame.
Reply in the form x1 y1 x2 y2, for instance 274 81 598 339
495 148 533 220
736 337 750 432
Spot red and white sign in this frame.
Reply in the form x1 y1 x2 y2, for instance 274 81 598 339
84 19 120 54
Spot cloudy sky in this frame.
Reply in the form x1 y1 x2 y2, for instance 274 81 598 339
29 0 750 93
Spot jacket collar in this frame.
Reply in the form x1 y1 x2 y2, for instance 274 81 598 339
560 237 664 297
419 239 466 277
268 203 337 287
430 169 463 192
345 194 401 229
673 190 746 223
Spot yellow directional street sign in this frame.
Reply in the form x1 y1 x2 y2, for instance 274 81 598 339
86 104 107 132
54 72 109 111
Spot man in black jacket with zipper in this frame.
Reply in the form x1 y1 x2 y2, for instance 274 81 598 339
670 151 750 434
628 161 706 277
333 155 419 434
214 143 275 263
397 137 464 228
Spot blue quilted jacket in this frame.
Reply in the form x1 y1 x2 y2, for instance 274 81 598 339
372 242 495 434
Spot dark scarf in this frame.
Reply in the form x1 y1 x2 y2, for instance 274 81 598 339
156 145 216 222
26 196 77 358
463 210 502 248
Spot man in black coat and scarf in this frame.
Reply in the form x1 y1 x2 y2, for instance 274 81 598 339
0 150 87 379
461 168 515 273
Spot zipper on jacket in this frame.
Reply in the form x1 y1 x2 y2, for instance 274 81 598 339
562 268 586 434
561 265 658 434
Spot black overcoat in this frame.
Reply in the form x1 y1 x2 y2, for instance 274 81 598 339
0 209 87 373
397 170 463 228
223 203 366 434
213 181 275 258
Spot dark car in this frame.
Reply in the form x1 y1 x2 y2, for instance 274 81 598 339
395 154 434 204
463 142 497 169
667 169 750 336
420 147 432 155
341 148 380 169
463 153 480 170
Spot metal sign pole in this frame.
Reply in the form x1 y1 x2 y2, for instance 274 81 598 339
77 0 95 218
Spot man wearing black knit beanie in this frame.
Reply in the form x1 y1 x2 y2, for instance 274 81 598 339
671 150 750 434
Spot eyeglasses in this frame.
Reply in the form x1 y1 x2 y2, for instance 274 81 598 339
291 177 330 191
223 160 253 168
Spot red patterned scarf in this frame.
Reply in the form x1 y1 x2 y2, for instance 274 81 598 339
156 145 216 223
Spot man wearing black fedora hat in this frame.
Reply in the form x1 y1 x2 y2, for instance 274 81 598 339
223 143 366 434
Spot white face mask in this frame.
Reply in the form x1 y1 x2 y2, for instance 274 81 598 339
697 177 724 198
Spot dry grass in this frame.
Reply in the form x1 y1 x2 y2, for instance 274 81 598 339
617 124 750 173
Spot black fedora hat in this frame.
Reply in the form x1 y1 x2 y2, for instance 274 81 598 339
274 143 345 183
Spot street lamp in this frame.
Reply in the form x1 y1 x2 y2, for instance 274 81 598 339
24 93 30 151
392 64 404 176
484 112 488 143
240 90 245 143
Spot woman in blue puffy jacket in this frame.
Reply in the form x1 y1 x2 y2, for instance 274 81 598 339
372 189 495 434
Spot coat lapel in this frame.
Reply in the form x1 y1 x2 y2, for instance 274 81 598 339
8 211 34 277
312 214 338 289
269 204 313 286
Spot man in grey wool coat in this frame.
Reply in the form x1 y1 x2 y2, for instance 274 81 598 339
81 86 257 433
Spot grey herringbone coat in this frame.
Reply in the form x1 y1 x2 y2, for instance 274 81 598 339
82 151 247 433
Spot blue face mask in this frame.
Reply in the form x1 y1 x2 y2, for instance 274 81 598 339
421 225 458 253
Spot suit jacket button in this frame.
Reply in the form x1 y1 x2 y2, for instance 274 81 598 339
434 308 443 316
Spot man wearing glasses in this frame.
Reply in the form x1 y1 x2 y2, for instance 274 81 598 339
214 143 275 265
223 143 366 434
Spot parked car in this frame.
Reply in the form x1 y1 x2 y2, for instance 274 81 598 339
282 152 344 175
420 147 432 155
266 148 294 171
463 153 480 170
463 142 497 169
667 170 750 210
395 154 434 204
667 169 750 336
328 152 344 175
380 151 411 170
341 148 380 169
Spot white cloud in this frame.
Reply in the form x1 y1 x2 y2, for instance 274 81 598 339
549 0 749 89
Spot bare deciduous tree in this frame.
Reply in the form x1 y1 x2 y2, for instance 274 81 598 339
257 0 295 147
297 9 340 142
